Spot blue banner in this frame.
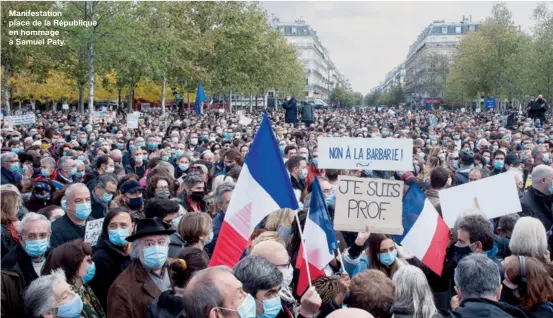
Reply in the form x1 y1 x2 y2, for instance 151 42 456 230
485 97 496 110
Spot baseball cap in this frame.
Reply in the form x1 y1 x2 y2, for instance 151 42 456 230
120 180 144 194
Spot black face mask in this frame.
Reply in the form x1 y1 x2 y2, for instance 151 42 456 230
190 191 205 202
225 164 234 173
500 284 521 305
453 245 473 263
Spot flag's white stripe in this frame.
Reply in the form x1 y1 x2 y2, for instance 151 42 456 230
400 199 438 259
225 164 280 238
304 217 334 270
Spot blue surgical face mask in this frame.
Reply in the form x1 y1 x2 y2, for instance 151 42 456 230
279 146 285 154
148 143 157 150
41 168 51 177
162 155 169 161
175 150 184 158
10 162 20 173
129 145 135 151
70 167 77 176
75 171 85 179
82 262 96 283
325 193 336 207
100 192 113 204
312 157 318 167
108 228 129 246
494 159 504 170
257 296 282 318
74 202 92 220
143 245 169 268
172 216 183 230
11 147 20 154
218 293 257 318
378 250 397 266
24 239 49 257
56 294 84 318
35 193 51 201
77 155 86 162
300 169 308 180
204 231 214 245
178 163 189 171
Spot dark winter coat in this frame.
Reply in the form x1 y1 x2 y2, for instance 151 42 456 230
300 103 314 123
446 298 528 318
90 191 110 220
1 167 20 186
520 187 553 232
168 233 186 258
524 302 553 318
49 214 86 248
1 244 48 318
88 233 132 311
146 290 184 318
1 225 18 259
283 98 298 124
205 210 224 256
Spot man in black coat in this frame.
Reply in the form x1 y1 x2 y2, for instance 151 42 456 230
447 254 526 318
520 165 553 232
1 212 51 318
90 174 118 220
283 96 298 124
50 183 91 248
0 152 22 186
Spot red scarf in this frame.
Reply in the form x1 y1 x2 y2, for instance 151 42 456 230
7 224 21 244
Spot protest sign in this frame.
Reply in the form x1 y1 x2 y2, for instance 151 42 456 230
239 114 252 126
439 171 522 228
84 218 104 246
4 113 36 126
317 137 413 171
127 114 139 129
62 103 69 110
334 175 404 234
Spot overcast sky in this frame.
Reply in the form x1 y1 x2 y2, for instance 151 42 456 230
261 1 540 95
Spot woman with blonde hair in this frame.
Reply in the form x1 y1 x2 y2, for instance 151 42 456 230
265 208 294 244
1 190 22 258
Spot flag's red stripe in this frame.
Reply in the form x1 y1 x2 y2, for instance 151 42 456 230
209 221 248 267
295 243 325 296
421 216 450 276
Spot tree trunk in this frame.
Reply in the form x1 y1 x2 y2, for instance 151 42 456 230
87 40 95 122
187 92 190 113
264 93 267 109
52 101 57 112
229 90 233 113
78 83 85 113
250 95 253 112
117 86 122 110
18 101 21 111
128 82 134 112
161 75 166 114
3 64 10 113
31 100 35 111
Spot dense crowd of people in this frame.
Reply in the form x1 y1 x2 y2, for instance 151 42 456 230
1 96 553 318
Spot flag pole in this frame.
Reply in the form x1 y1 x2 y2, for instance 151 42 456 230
336 242 347 273
294 209 312 289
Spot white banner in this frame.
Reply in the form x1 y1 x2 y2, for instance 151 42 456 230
127 114 139 129
317 137 413 171
4 114 36 125
84 218 104 246
439 171 522 228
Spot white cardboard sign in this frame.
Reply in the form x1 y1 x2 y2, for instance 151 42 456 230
4 114 36 125
84 218 104 246
127 114 139 129
439 171 522 228
334 175 404 234
317 137 413 171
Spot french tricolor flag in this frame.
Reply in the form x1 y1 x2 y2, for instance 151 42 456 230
209 111 299 267
295 178 337 296
394 184 449 275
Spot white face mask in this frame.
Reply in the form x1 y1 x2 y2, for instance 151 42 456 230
281 265 293 287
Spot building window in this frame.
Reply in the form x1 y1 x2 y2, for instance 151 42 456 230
469 24 475 31
442 26 448 34
291 27 297 35
455 26 461 34
268 92 274 98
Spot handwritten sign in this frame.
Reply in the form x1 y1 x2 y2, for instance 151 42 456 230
317 137 413 171
239 114 252 126
439 172 522 228
334 176 404 234
84 218 104 246
127 114 139 129
4 114 36 126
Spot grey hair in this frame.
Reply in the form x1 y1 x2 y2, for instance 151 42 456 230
24 268 66 317
57 156 71 169
509 216 547 258
158 161 175 177
454 254 501 299
184 173 206 188
97 173 118 189
130 235 170 260
532 164 553 183
181 266 232 317
214 183 235 204
454 208 486 231
19 212 51 235
531 145 542 159
470 167 489 178
392 265 437 318
64 183 89 204
233 255 283 296
1 152 17 163
40 157 56 168
74 160 85 169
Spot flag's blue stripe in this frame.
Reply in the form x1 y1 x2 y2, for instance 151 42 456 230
247 111 299 210
394 183 425 243
309 178 338 253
